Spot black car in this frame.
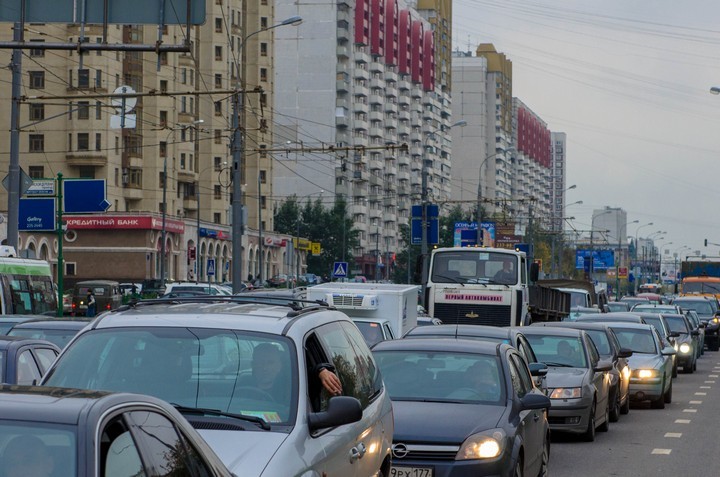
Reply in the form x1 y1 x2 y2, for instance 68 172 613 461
661 313 700 374
0 386 232 476
671 296 720 351
7 318 91 349
374 338 551 477
532 321 633 422
0 336 60 385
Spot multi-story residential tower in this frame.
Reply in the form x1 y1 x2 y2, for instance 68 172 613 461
274 0 452 277
550 132 567 232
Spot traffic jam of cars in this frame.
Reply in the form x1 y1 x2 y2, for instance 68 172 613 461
1 259 719 476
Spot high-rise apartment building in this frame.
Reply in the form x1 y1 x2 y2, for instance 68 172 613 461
0 0 293 284
550 132 567 232
274 0 452 277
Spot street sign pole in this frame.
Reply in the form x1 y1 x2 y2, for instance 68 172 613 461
7 22 21 250
56 172 64 317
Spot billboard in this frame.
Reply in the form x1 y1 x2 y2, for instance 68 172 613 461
575 249 615 270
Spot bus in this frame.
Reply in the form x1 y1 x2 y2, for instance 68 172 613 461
0 257 56 315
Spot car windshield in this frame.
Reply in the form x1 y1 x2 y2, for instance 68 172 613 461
663 315 688 334
673 301 715 315
43 328 298 426
642 316 665 336
0 422 76 475
525 335 587 368
585 330 611 357
374 351 505 404
682 282 720 294
354 322 386 347
632 305 674 313
8 327 84 349
606 303 629 312
430 250 518 285
612 329 657 354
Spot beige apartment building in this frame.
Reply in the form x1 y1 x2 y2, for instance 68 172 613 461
0 0 303 285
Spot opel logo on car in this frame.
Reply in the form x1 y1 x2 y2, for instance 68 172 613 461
392 443 409 459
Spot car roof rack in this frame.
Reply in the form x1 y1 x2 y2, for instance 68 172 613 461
115 295 332 314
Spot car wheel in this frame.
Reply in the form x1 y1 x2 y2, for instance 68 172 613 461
598 400 610 432
513 454 524 477
672 362 678 378
711 339 719 352
664 379 673 404
620 392 630 415
582 400 596 442
652 380 666 409
609 387 621 422
537 438 549 477
693 358 698 372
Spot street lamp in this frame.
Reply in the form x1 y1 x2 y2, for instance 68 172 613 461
232 15 303 293
420 119 466 304
160 119 204 284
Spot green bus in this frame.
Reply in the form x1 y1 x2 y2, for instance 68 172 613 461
0 258 56 315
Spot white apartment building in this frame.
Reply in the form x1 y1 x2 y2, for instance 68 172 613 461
274 0 452 277
550 132 567 232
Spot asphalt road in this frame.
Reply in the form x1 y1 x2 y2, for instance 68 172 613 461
549 351 720 476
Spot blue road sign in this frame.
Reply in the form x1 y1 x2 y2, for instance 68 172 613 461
207 258 216 276
19 198 56 231
333 262 349 278
411 204 439 245
64 179 111 213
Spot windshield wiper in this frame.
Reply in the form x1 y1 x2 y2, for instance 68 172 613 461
433 274 465 286
171 404 271 430
485 279 511 288
542 362 575 368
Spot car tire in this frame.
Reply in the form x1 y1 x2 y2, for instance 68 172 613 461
582 401 596 442
672 362 678 378
609 387 621 422
652 380 666 409
537 438 549 477
693 358 698 372
711 339 719 352
664 379 673 404
514 455 524 477
620 392 630 415
598 400 610 432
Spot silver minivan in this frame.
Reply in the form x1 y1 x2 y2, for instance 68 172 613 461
42 297 393 476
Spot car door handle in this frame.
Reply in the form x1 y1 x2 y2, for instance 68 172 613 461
349 443 366 463
357 442 367 458
533 413 540 422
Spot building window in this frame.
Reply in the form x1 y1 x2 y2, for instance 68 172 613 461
29 71 45 89
68 134 72 151
95 69 102 87
159 52 167 65
115 136 119 154
214 129 222 144
29 39 45 57
160 80 168 93
28 166 44 179
260 17 268 28
214 185 222 200
181 97 187 113
214 101 222 116
29 103 44 121
260 196 267 209
159 141 167 157
259 170 267 184
96 101 102 119
215 18 222 33
260 68 267 82
215 45 222 61
29 134 44 152
260 43 268 57
78 101 90 120
78 69 90 88
65 263 76 276
181 68 186 84
78 166 95 178
214 157 222 171
180 153 186 169
214 73 222 88
160 110 168 127
77 133 89 151
95 133 102 151
213 213 221 224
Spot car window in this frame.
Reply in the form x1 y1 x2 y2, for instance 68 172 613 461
16 349 41 385
341 322 382 398
508 353 533 398
33 348 59 373
585 330 611 357
0 423 76 476
102 421 145 477
663 315 689 334
354 321 386 347
586 336 600 366
525 335 588 368
516 336 537 364
608 330 623 354
612 329 657 354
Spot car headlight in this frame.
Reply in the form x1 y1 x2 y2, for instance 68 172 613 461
456 429 506 460
549 387 582 399
712 317 720 325
635 369 658 379
679 343 691 354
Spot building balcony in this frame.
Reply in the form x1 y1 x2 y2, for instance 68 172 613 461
351 203 367 216
354 118 369 130
369 207 382 220
369 174 383 187
385 83 397 97
354 67 370 82
354 49 370 63
177 170 196 182
354 83 369 97
384 212 397 223
370 77 383 89
369 127 383 138
410 146 423 156
369 93 383 105
411 86 423 98
336 78 349 92
337 44 349 58
370 61 383 72
369 110 383 122
336 115 349 128
66 152 107 167
383 101 397 113
397 170 410 182
398 78 411 91
337 27 349 41
183 196 198 210
369 158 383 170
385 70 398 82
353 170 368 181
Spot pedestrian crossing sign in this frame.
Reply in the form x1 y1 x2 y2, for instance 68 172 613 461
207 258 216 276
333 261 348 278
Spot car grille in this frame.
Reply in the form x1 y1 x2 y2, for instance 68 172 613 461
392 443 459 461
433 303 512 326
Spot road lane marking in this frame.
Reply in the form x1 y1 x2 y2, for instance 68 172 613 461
683 409 697 413
675 419 691 424
690 400 703 404
710 375 719 378
700 386 712 389
665 433 682 438
695 392 707 396
705 380 716 384
652 449 672 455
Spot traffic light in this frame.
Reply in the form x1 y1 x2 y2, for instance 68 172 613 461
705 239 708 247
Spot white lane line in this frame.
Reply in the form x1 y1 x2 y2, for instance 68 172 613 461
705 380 716 384
652 449 672 455
675 419 691 424
690 400 703 404
665 432 682 438
710 375 719 378
700 386 712 389
683 409 697 413
696 392 707 396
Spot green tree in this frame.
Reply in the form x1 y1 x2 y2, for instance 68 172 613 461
273 195 301 236
439 205 474 247
392 223 420 284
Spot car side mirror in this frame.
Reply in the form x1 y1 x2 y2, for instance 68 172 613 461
520 392 551 410
691 330 700 336
668 332 680 338
528 362 548 377
661 346 677 356
617 347 633 359
594 360 613 372
308 396 362 432
529 262 539 282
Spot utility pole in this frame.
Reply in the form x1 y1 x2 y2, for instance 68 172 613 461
7 23 22 250
231 92 244 293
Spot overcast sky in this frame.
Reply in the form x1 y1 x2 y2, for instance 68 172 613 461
451 0 720 255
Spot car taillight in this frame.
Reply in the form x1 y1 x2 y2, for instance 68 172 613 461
106 303 111 309
72 303 76 309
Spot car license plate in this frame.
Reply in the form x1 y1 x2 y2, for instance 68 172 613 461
390 466 433 477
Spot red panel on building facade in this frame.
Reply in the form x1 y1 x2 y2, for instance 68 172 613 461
384 0 398 65
411 20 423 83
370 0 385 57
355 0 370 45
398 10 411 74
422 29 435 91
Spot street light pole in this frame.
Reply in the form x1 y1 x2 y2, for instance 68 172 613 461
633 222 654 293
421 120 466 306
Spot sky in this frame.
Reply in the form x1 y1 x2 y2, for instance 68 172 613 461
451 0 720 256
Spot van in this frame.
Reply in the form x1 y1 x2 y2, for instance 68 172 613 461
72 280 122 316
